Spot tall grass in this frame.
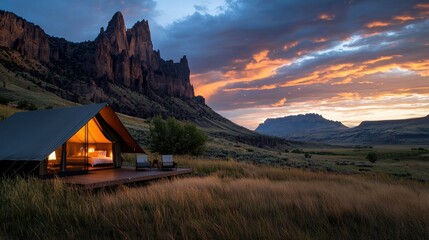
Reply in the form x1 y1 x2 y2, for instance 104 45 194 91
1 159 429 239
0 104 18 120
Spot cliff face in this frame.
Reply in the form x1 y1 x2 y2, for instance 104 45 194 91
94 12 193 98
0 10 194 101
0 11 50 62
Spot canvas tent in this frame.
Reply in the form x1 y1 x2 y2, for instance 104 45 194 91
0 103 144 177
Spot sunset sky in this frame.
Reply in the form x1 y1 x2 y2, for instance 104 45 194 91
2 0 429 129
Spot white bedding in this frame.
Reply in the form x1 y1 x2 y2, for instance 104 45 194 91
89 156 113 166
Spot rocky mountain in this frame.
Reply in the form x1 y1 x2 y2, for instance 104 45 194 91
256 114 429 145
0 10 292 149
0 10 193 101
256 113 347 137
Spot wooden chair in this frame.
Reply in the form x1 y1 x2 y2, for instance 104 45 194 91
161 155 177 170
136 154 152 171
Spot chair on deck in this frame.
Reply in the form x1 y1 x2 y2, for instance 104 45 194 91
136 154 152 171
161 155 177 170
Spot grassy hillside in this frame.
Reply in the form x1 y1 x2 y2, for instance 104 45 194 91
1 158 428 239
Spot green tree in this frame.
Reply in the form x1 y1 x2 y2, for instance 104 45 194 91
149 116 207 155
366 152 378 163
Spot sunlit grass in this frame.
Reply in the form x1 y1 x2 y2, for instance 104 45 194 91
0 104 18 120
1 158 428 239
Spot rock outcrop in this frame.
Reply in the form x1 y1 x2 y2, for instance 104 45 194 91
0 11 50 62
94 12 193 98
0 10 194 101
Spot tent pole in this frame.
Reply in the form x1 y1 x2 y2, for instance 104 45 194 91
61 143 67 175
85 123 88 171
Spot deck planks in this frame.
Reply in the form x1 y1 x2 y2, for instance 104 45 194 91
63 167 193 189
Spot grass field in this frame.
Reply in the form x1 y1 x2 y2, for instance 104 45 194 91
1 157 428 239
1 100 429 238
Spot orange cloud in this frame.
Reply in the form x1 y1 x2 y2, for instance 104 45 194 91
225 57 429 92
279 71 322 87
401 60 429 76
324 66 366 79
224 84 278 92
415 3 429 9
313 37 328 43
326 63 355 71
283 41 298 51
331 77 353 85
366 21 390 28
393 15 415 21
271 98 287 107
363 55 402 64
372 87 429 100
319 13 335 20
193 50 290 99
224 50 289 82
192 74 228 100
253 50 269 62
358 81 374 84
335 92 361 100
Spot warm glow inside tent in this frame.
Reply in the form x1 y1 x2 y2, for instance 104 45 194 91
69 118 111 143
47 116 116 174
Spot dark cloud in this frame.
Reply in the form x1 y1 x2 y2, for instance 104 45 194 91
157 0 423 73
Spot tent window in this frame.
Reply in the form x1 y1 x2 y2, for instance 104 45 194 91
46 145 63 175
65 118 114 173
44 117 114 176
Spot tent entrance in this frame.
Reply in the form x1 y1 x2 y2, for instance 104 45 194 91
46 117 114 176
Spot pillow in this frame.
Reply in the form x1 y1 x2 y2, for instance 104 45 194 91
97 150 107 157
88 151 98 157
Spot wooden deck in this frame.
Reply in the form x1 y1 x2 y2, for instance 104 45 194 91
63 167 193 189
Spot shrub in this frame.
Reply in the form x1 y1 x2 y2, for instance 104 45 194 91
291 149 304 154
366 152 378 163
149 116 207 155
16 100 37 111
0 96 11 105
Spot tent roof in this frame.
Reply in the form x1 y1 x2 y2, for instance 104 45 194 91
0 103 144 161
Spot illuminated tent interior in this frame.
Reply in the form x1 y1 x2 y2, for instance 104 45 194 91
47 117 116 174
0 103 144 177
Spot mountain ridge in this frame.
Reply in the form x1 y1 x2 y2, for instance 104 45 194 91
256 114 429 145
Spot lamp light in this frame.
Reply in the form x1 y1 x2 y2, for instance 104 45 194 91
48 151 56 161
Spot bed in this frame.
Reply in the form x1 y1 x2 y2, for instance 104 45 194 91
88 150 113 166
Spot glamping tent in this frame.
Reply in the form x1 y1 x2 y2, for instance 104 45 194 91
0 103 144 177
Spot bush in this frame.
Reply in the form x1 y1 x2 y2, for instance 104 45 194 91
16 100 37 111
149 116 207 155
0 96 11 105
366 152 378 163
291 149 304 154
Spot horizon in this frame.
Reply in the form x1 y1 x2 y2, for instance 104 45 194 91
258 112 429 128
2 0 428 130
